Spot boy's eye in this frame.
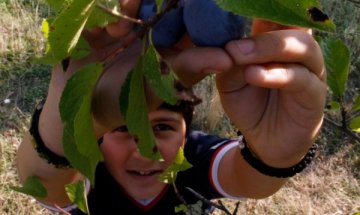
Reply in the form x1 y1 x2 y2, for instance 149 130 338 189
114 125 128 133
153 124 173 132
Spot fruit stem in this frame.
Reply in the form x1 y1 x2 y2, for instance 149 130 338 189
96 3 144 25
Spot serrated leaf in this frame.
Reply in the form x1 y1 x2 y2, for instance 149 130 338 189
159 148 192 184
86 0 120 28
216 0 335 32
350 116 360 133
65 181 89 214
126 56 161 160
47 0 96 62
11 176 47 198
143 44 177 105
320 38 350 98
60 63 104 184
353 94 360 112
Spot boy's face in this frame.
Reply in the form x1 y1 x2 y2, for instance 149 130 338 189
100 108 186 200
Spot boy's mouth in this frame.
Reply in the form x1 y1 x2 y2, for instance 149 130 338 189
128 170 163 176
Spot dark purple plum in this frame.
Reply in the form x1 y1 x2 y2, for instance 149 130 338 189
138 0 157 21
151 0 186 48
183 0 246 47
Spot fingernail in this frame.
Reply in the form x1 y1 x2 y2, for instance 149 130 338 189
236 39 255 55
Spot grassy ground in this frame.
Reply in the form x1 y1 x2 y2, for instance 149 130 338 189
1 0 359 214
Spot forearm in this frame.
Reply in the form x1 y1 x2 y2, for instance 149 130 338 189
17 133 82 207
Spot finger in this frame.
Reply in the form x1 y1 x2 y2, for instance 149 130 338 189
225 30 325 81
251 19 312 35
106 0 142 38
243 63 327 108
165 47 233 86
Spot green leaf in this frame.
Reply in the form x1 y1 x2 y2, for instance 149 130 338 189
156 0 164 12
126 55 161 160
352 94 360 112
119 72 132 117
70 36 91 60
328 101 340 111
159 148 192 184
216 0 335 32
60 63 104 184
86 0 120 28
320 38 350 98
63 123 98 184
175 204 188 213
350 116 360 133
47 0 96 62
46 0 73 13
11 176 47 198
65 181 89 214
143 43 177 105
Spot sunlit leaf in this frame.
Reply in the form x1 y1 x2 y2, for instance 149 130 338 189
46 0 73 13
86 0 120 28
65 181 89 214
350 116 360 133
320 37 350 98
11 176 47 198
216 0 335 31
160 148 192 184
47 0 96 62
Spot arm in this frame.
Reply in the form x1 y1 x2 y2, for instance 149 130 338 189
215 20 326 198
167 20 326 198
16 0 141 207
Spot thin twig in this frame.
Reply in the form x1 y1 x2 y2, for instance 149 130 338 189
324 116 360 143
96 3 143 25
185 187 232 215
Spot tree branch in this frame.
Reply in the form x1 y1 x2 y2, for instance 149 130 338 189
185 187 233 215
324 116 360 143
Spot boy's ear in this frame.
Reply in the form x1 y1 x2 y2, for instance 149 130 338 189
251 19 312 35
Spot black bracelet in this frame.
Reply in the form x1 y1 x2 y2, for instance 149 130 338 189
29 99 71 168
238 136 317 178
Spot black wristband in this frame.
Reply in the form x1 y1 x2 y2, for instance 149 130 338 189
29 99 71 168
238 136 317 178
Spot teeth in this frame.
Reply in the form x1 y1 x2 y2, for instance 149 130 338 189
138 171 151 176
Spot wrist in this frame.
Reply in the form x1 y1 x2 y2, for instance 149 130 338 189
238 136 317 178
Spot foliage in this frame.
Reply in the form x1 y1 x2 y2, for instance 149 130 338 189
5 0 360 214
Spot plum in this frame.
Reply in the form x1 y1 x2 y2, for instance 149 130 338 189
183 0 246 47
138 0 157 22
151 0 186 48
